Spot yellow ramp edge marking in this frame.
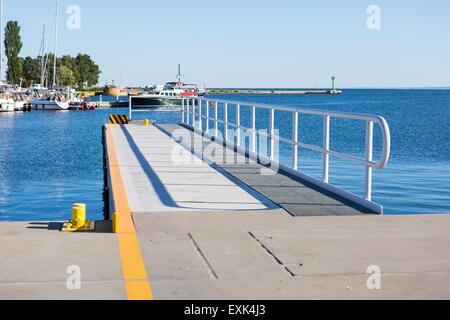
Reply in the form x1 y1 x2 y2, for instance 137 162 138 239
105 125 136 233
105 124 154 300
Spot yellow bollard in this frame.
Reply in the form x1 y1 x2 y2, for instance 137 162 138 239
112 212 119 233
62 203 95 232
72 203 86 228
144 119 149 127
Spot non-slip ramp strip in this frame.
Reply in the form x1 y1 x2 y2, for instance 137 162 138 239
105 125 153 300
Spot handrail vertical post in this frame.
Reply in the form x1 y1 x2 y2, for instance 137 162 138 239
191 98 195 128
365 120 374 201
323 115 330 183
205 100 209 132
214 101 218 137
181 98 185 124
269 108 275 160
251 106 256 153
292 112 299 170
128 96 132 120
187 98 191 126
198 99 203 131
224 102 229 141
236 104 241 146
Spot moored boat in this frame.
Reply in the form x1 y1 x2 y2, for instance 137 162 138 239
132 82 203 107
31 94 69 110
12 92 28 111
53 85 82 107
0 92 15 112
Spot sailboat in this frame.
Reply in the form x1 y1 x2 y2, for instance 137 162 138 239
0 1 15 112
0 0 3 88
31 3 69 111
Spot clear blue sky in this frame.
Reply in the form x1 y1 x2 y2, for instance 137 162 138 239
3 0 450 88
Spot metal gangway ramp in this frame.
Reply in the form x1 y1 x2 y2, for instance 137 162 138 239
128 96 391 215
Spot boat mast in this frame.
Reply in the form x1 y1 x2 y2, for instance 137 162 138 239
177 64 182 83
0 0 3 82
40 23 46 86
52 2 58 88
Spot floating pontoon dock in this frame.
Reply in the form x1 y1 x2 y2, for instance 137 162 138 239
1 98 450 300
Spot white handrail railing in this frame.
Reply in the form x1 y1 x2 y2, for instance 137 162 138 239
181 97 391 214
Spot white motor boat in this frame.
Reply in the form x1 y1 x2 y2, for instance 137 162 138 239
53 85 82 107
14 100 25 111
0 92 15 112
11 92 28 111
31 95 69 110
132 82 203 108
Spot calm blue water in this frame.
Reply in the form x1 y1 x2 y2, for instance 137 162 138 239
0 90 449 221
0 108 181 221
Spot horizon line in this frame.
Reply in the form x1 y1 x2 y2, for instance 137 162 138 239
202 86 450 90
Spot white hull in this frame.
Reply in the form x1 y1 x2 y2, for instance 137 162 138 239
31 99 69 110
0 100 15 112
14 101 26 111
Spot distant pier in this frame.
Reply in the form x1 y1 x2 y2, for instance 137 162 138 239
207 89 343 95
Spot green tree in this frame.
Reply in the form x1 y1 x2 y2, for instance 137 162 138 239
59 55 80 84
10 50 101 89
4 21 23 84
44 54 82 87
75 54 100 89
57 65 76 86
21 56 41 87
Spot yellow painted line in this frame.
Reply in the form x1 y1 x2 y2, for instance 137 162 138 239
118 234 148 280
105 124 154 300
126 281 153 301
120 233 154 300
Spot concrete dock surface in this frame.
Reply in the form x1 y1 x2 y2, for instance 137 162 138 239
137 212 450 300
1 123 449 300
0 221 126 300
1 214 450 300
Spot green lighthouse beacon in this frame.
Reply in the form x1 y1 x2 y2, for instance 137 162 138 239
331 76 336 93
